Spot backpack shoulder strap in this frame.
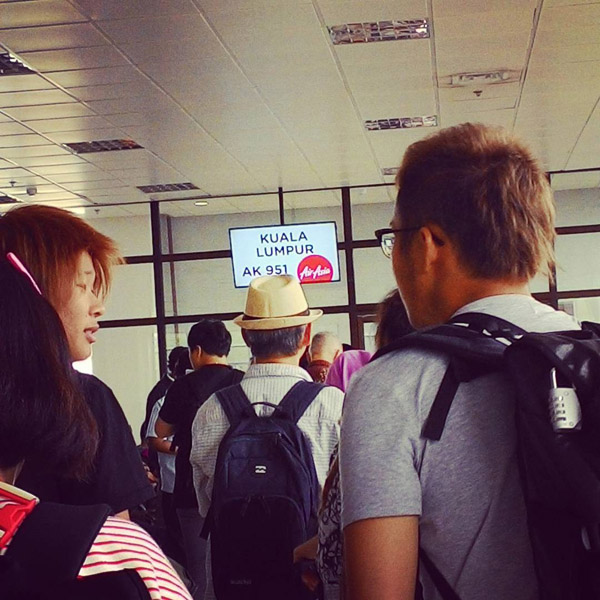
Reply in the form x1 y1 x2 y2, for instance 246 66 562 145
373 312 526 442
278 380 326 424
5 501 110 584
215 383 254 429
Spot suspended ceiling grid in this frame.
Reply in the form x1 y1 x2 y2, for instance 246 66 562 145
0 0 597 219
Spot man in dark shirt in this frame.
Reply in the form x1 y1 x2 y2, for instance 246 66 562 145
0 204 154 518
156 319 243 600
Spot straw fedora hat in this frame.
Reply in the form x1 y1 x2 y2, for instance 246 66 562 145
234 275 322 330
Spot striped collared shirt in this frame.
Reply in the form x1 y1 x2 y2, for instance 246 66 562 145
190 362 344 517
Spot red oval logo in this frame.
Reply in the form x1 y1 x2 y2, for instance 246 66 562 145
297 255 333 284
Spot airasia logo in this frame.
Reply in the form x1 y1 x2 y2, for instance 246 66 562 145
297 255 333 284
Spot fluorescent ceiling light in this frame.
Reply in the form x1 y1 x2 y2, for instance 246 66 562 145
194 200 209 207
64 139 143 154
366 115 437 131
138 183 199 194
329 19 429 45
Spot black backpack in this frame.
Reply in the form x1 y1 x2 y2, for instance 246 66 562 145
209 380 322 600
374 312 600 600
0 501 151 599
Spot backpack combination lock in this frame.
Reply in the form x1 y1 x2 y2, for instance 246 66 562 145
549 368 582 432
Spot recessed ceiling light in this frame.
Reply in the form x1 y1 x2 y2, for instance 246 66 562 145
365 115 437 131
0 51 35 76
63 139 143 154
137 182 199 194
194 200 209 207
329 19 429 45
382 167 399 176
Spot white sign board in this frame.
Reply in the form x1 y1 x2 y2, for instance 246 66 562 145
229 222 340 288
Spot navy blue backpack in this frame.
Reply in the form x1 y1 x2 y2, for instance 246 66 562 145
209 380 322 600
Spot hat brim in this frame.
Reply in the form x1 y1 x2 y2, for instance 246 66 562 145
233 308 323 330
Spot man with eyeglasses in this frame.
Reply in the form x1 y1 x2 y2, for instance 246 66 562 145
340 123 577 600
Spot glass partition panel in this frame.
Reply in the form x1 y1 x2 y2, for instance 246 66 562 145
555 233 600 291
86 204 152 257
166 320 250 372
302 251 348 308
283 190 343 238
103 262 156 320
167 258 248 316
161 197 280 253
558 297 600 323
530 272 550 294
91 325 159 435
353 247 397 305
350 186 395 240
313 312 351 347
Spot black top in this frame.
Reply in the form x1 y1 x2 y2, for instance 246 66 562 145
159 364 244 508
17 372 155 514
140 373 173 441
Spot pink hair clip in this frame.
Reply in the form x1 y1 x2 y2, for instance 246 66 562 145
6 252 42 295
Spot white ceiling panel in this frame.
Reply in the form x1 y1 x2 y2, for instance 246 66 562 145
62 180 131 192
48 171 116 184
94 12 206 46
25 116 114 133
18 46 129 72
566 101 600 170
0 122 35 136
315 0 427 23
4 102 96 120
85 92 175 115
45 66 148 87
45 129 128 144
0 88 77 107
0 23 108 53
0 167 41 180
0 144 71 158
16 154 89 167
0 74 55 93
67 80 161 102
0 1 88 29
551 171 600 191
0 134 52 148
31 162 104 176
72 0 195 21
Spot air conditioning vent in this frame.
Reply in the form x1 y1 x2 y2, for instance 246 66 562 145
329 19 429 45
382 167 399 176
137 182 199 194
0 52 35 76
366 115 437 131
64 139 143 154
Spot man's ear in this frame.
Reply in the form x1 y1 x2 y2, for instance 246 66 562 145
418 224 449 273
302 323 312 348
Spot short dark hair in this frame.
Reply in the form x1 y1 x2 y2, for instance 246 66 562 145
167 346 187 372
0 259 98 478
395 123 555 280
244 325 306 359
187 319 232 356
375 289 414 349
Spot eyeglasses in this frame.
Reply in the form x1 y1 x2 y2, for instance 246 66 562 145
374 227 422 258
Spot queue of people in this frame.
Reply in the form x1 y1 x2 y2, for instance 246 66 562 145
1 122 595 600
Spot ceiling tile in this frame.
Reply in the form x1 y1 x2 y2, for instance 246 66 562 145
25 116 114 133
72 0 195 20
0 74 55 93
67 80 161 102
0 122 35 136
0 133 51 148
0 1 88 28
0 144 71 158
0 23 107 53
0 88 77 108
48 171 115 183
31 162 103 175
45 128 127 144
4 103 96 120
45 66 148 87
15 154 89 167
19 46 129 72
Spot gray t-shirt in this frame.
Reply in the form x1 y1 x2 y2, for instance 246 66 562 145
340 295 578 600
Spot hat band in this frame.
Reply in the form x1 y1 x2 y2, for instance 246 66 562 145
241 308 310 321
